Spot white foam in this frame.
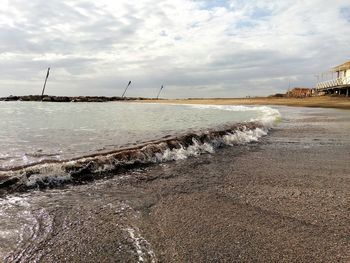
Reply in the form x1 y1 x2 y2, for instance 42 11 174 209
156 126 269 162
156 139 214 161
188 104 281 127
124 226 156 263
223 127 268 145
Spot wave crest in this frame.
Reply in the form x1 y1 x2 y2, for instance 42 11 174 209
0 120 276 193
0 105 281 193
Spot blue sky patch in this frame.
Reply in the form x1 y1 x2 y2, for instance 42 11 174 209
340 7 350 22
251 7 272 20
197 0 231 10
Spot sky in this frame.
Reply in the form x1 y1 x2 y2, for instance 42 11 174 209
0 0 350 98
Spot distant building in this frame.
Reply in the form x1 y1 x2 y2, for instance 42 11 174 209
286 88 312 98
315 60 350 96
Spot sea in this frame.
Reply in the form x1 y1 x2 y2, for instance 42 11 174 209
0 101 281 262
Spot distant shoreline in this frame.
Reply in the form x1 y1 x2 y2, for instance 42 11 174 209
0 95 155 102
139 96 350 110
1 95 349 110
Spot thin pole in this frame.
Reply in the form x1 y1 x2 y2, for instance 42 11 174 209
41 67 50 99
157 85 164 99
122 81 131 98
288 79 291 91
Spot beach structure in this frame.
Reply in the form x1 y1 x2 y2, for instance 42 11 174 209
41 67 50 99
156 85 164 99
121 81 132 98
315 60 350 96
286 88 312 98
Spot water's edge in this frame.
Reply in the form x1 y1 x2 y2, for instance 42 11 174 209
0 121 269 195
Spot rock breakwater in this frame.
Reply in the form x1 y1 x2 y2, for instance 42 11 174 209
0 95 156 102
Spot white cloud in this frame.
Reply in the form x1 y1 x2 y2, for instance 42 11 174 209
0 0 349 98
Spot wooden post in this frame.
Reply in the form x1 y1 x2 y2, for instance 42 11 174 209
122 81 131 98
41 67 50 99
157 85 164 99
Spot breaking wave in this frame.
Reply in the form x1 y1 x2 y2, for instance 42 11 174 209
0 105 280 193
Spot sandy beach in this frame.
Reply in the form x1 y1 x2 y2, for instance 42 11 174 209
141 96 350 110
131 106 350 262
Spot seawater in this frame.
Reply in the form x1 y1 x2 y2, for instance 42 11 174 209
0 102 282 262
0 102 279 169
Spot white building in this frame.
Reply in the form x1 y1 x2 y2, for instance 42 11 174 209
316 60 350 96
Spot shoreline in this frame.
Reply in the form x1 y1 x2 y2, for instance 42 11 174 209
1 95 349 110
0 121 265 194
0 95 154 102
2 106 349 262
134 106 350 262
138 96 350 110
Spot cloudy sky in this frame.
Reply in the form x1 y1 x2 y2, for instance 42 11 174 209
0 0 350 98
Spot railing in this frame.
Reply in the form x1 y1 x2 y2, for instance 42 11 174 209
316 76 350 90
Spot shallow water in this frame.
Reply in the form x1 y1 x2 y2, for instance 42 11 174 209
0 102 276 169
0 102 283 262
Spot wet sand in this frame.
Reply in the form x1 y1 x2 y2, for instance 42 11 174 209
140 96 350 110
133 107 350 262
3 107 350 262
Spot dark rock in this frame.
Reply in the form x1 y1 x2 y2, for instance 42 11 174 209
0 95 146 102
